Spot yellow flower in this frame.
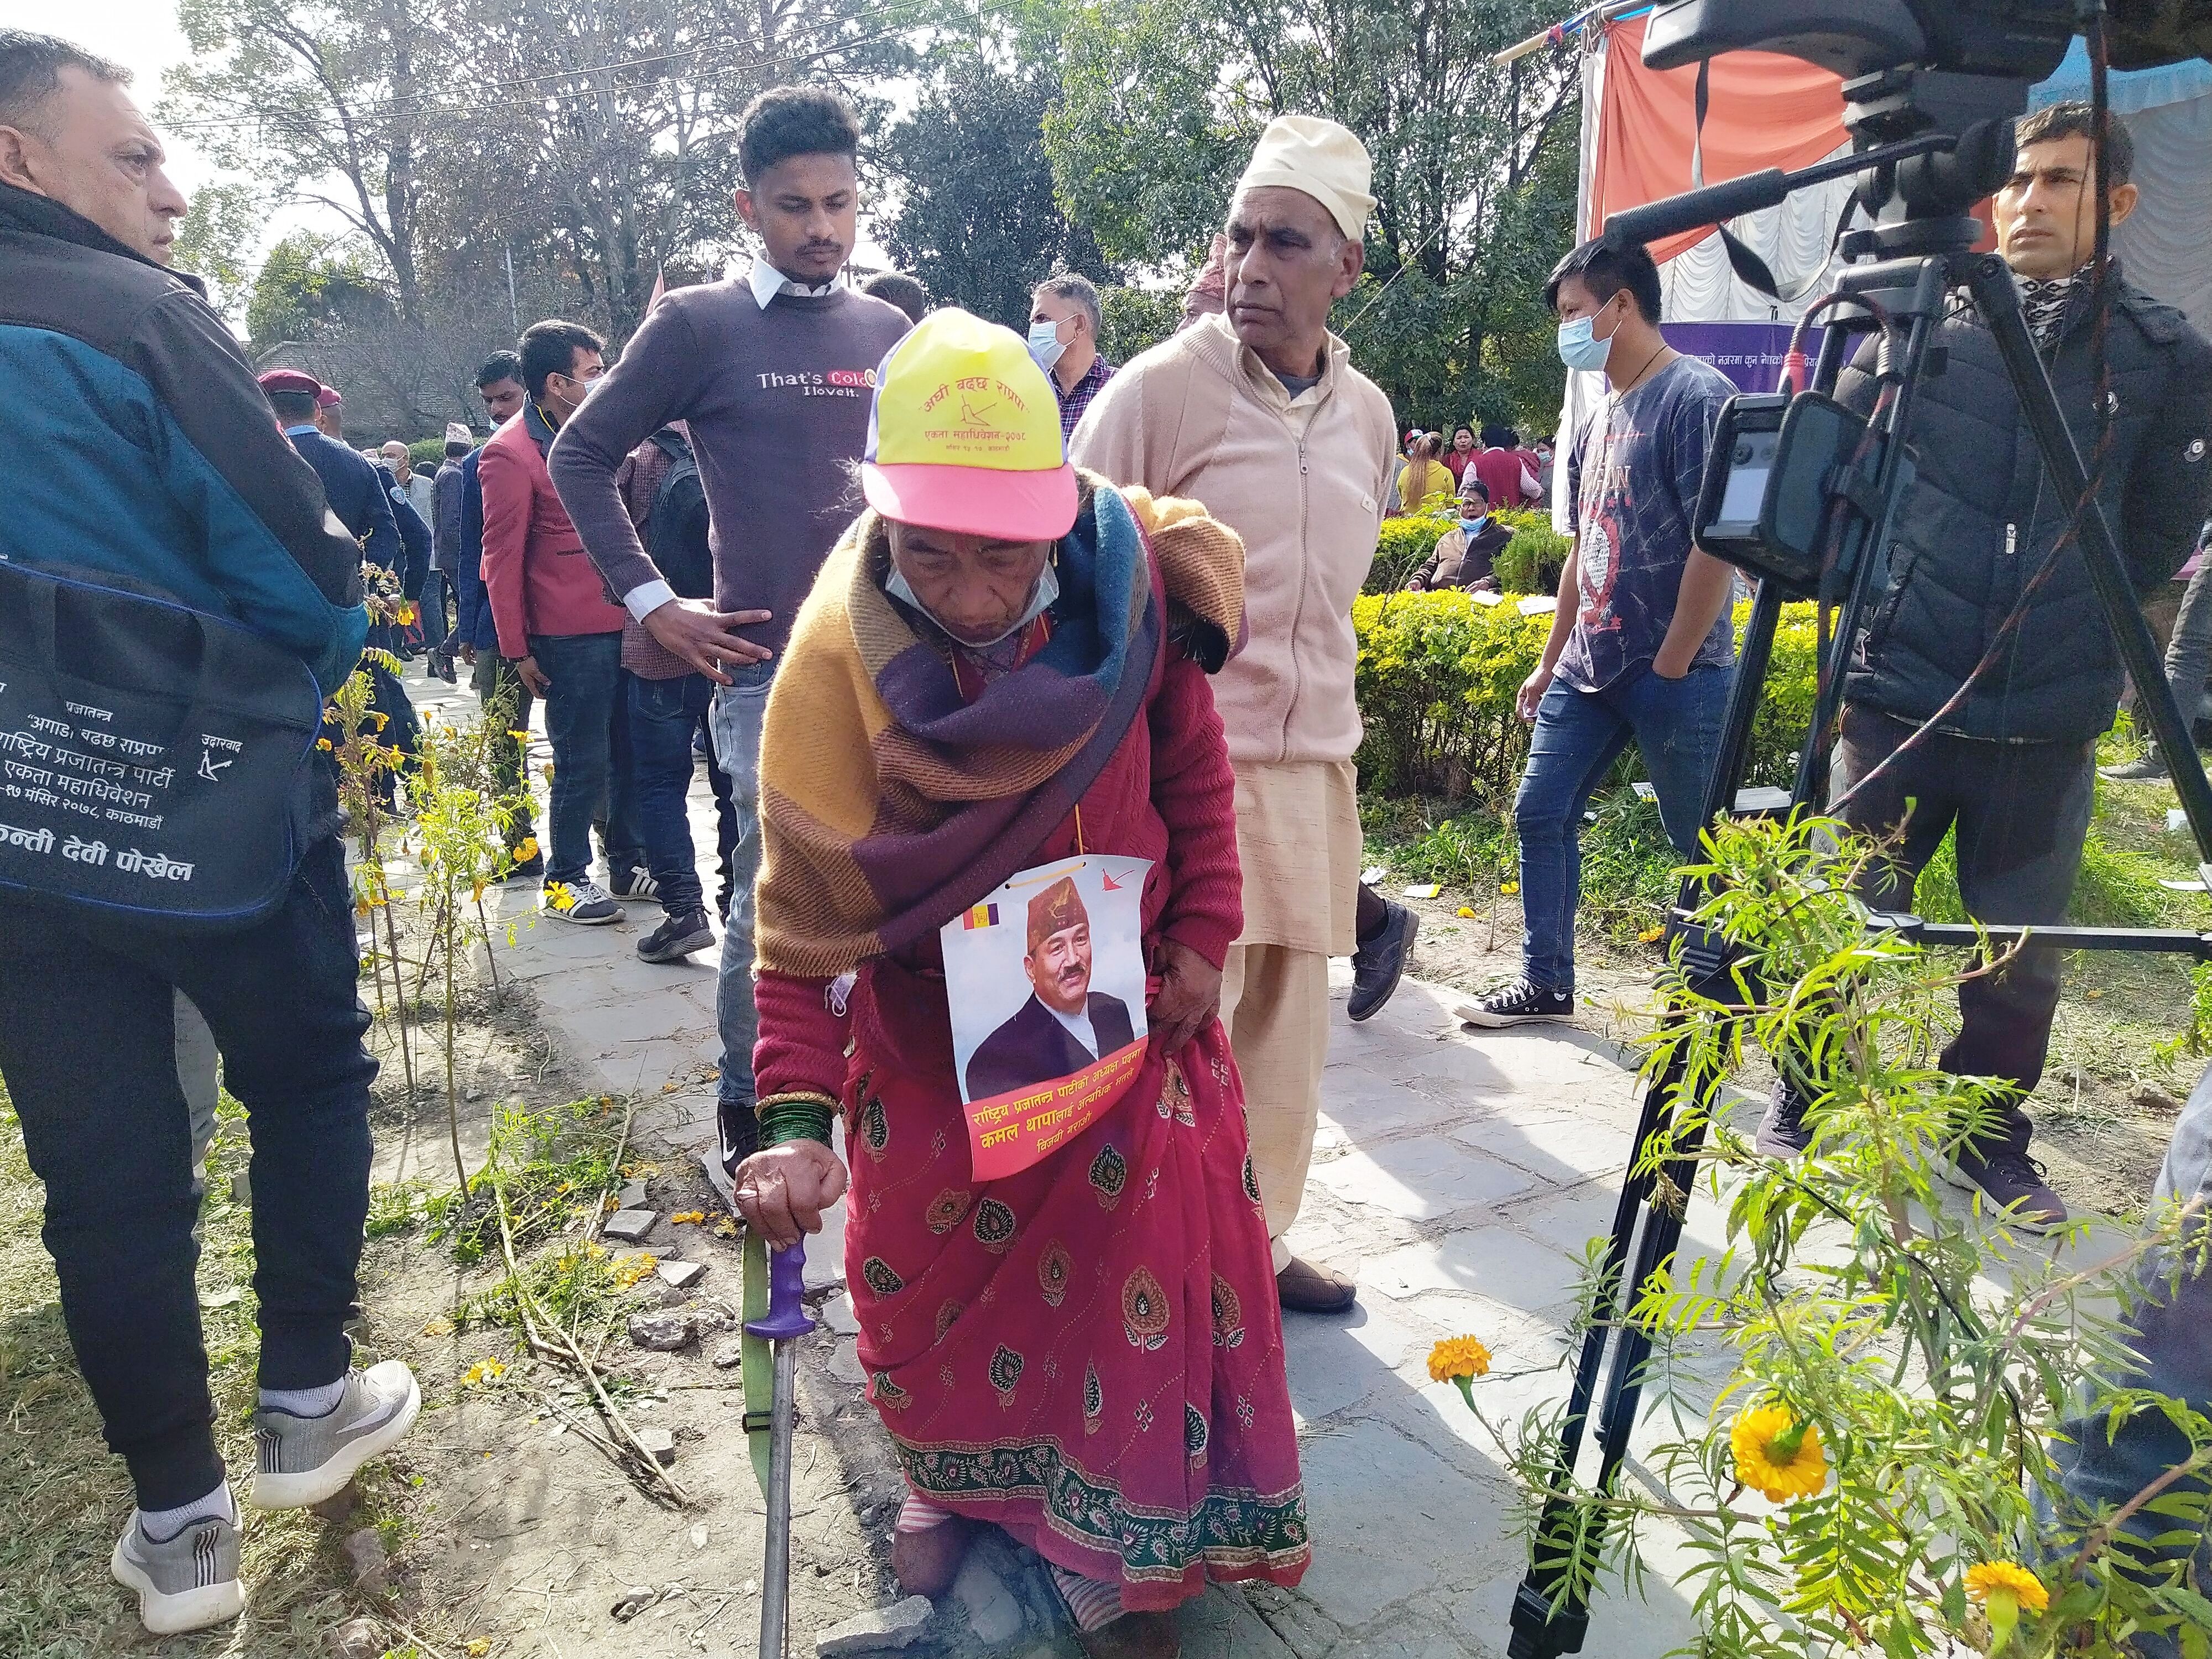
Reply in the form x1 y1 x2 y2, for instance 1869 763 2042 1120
370 711 390 731
1730 1403 1829 1503
421 1316 455 1337
670 1210 705 1226
1456 906 1477 919
1639 925 1666 945
1499 880 1520 895
613 1253 659 1288
465 1642 491 1657
397 603 417 627
507 729 530 742
1965 1560 2049 1618
545 881 576 912
711 1215 739 1238
316 737 333 751
514 836 540 862
1427 1335 1493 1383
461 1358 507 1388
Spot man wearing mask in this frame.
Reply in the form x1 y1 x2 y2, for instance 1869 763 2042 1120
1405 475 1507 592
1460 238 1736 1032
1073 115 1401 1313
0 32 416 1634
481 319 648 925
1756 103 2212 1233
1029 270 1114 440
384 440 451 679
550 84 909 1180
427 422 473 683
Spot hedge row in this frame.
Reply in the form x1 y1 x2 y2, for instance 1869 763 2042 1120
1365 506 1572 597
1353 591 1819 802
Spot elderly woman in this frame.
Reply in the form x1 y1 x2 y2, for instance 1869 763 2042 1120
730 310 1307 1659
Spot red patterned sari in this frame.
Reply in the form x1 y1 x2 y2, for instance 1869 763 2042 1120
752 533 1308 1608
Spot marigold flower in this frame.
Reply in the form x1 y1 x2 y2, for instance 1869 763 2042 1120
670 1210 706 1225
1730 1402 1828 1502
461 1358 507 1387
613 1253 659 1288
1499 880 1520 895
1639 925 1666 945
1427 1335 1492 1383
1965 1560 2049 1618
508 729 530 742
545 881 576 912
514 836 539 861
1457 906 1477 919
316 737 333 751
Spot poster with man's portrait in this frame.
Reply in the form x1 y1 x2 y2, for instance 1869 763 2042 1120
940 855 1151 1179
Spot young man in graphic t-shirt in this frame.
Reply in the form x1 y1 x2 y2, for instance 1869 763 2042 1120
551 85 910 1175
1460 238 1737 1029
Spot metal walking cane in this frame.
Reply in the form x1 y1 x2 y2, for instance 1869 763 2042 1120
743 1235 815 1659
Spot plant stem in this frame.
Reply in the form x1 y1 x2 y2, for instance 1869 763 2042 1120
445 881 465 1197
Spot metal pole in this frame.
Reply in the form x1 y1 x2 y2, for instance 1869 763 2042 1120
504 244 519 336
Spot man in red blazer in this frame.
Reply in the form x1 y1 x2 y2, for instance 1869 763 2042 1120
478 319 646 925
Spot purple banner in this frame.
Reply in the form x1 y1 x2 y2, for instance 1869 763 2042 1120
1661 321 1820 393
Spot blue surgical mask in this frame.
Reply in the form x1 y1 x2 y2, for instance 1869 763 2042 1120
1459 514 1489 535
886 557 1061 648
1556 304 1616 373
1027 320 1067 374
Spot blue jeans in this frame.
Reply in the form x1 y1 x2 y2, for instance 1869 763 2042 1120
2049 1062 2212 1656
707 661 775 1108
419 570 454 655
628 671 722 919
1514 662 1730 993
528 632 643 888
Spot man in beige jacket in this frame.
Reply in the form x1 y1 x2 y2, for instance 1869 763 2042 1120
1072 115 1398 1313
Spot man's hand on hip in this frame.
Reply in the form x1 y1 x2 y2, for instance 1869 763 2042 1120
640 598 775 683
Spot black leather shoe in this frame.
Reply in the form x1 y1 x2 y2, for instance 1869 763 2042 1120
1348 901 1418 1021
1277 1256 1357 1313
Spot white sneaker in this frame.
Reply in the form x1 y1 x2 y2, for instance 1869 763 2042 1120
544 877 620 925
249 1360 421 1509
111 1504 244 1634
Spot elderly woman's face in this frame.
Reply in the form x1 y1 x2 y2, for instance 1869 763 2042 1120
887 520 1052 645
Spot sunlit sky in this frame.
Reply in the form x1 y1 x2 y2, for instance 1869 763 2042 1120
0 2 896 284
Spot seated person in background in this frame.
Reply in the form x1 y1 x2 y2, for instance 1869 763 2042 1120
1405 475 1508 592
964 877 1137 1100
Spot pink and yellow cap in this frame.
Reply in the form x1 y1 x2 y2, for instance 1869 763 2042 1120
861 308 1077 542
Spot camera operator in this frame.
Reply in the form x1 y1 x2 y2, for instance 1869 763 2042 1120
1757 102 2212 1232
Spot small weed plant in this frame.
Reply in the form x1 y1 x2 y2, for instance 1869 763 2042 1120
1437 814 2211 1657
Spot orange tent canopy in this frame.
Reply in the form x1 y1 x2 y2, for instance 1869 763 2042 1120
1589 15 1848 263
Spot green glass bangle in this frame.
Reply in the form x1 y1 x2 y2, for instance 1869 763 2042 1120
757 1092 837 1148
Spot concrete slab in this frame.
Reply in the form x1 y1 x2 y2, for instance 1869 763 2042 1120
1307 1135 1539 1223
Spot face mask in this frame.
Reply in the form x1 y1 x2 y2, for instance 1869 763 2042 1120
1027 320 1067 374
1556 300 1617 373
1459 515 1488 535
886 556 1061 649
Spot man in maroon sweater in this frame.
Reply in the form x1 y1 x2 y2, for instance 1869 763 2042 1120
551 85 910 1173
482 319 647 925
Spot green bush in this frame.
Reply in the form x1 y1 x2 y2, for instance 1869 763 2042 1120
408 436 450 473
1490 508 1569 596
1353 592 1821 801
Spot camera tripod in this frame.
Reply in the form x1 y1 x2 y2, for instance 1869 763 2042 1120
1503 135 2212 1659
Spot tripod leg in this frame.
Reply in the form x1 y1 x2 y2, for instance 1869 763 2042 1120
1963 254 2212 877
1506 590 1786 1658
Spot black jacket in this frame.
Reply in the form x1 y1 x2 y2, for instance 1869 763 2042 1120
964 991 1137 1102
1841 272 2212 744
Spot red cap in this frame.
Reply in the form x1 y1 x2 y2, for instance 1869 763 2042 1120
256 368 323 398
316 386 343 408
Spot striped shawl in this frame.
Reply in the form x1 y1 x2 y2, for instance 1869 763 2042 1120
754 474 1244 980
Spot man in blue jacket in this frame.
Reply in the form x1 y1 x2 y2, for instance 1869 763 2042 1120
453 351 540 873
262 370 421 787
0 32 419 1634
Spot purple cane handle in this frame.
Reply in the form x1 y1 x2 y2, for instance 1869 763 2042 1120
747 1240 817 1339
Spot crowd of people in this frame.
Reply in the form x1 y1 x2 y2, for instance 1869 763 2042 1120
4 19 2212 1659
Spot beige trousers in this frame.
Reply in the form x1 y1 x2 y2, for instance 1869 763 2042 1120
1219 941 1331 1272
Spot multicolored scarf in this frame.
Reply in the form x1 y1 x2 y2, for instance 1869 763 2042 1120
754 475 1244 980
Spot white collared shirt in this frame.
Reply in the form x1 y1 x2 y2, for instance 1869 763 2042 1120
747 256 840 311
1044 999 1098 1061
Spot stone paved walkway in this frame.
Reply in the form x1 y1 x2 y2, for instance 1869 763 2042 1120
421 698 1713 1658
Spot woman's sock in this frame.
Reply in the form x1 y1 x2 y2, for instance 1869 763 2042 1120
1048 1561 1126 1632
896 1492 954 1532
138 1478 234 1542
